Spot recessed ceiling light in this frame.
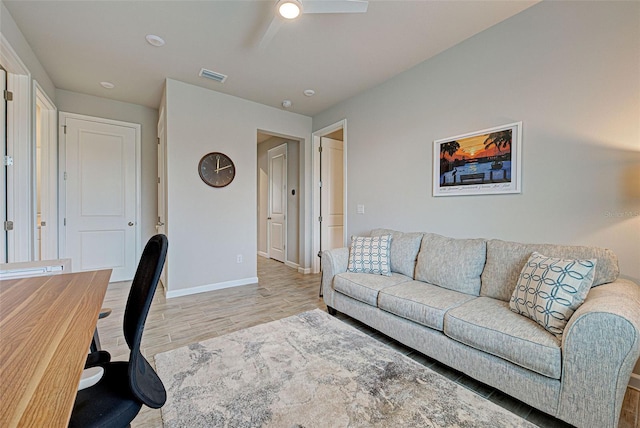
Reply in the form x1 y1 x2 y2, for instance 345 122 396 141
100 81 115 89
282 100 292 109
303 89 315 97
277 0 302 19
145 34 165 47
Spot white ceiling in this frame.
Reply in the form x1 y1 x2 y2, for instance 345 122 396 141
4 0 537 116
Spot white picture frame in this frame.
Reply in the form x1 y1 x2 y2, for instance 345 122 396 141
433 122 522 197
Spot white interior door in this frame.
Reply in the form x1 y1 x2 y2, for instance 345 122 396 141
156 107 167 287
62 115 139 282
320 137 344 252
0 68 6 263
268 144 287 263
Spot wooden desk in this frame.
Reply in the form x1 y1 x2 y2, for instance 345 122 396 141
0 269 111 427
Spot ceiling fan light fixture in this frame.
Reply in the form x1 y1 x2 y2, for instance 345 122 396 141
277 0 302 19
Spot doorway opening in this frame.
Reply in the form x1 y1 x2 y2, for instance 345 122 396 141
257 131 301 270
312 120 347 274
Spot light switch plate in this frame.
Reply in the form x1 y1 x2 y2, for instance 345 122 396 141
357 204 365 214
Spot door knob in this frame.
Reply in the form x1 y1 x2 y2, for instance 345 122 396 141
128 222 134 226
267 217 272 220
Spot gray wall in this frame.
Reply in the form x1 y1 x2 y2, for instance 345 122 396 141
313 1 640 281
164 79 311 294
55 89 159 246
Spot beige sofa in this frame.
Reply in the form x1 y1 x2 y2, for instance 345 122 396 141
321 229 640 428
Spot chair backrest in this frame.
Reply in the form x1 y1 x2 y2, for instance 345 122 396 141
123 234 168 408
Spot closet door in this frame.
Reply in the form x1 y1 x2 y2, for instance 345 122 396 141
62 114 140 282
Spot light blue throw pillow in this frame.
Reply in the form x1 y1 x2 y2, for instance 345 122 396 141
510 252 597 338
370 229 423 278
347 235 392 276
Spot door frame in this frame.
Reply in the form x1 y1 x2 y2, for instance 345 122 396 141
0 67 6 263
33 80 58 260
312 119 347 274
58 112 142 270
1 34 32 263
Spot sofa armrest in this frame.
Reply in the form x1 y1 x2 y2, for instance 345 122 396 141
321 247 349 308
557 279 640 428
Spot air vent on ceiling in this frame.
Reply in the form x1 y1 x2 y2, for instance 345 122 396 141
199 68 227 83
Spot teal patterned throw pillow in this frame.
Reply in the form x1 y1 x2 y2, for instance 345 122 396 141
510 252 597 338
347 235 392 276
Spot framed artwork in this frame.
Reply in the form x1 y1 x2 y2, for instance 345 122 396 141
433 122 522 197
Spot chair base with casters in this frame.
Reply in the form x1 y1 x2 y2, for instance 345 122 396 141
69 234 168 428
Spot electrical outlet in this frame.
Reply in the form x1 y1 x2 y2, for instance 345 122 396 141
236 254 243 263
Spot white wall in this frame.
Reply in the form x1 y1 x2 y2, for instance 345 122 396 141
312 1 640 281
164 79 311 295
0 1 55 101
55 90 159 246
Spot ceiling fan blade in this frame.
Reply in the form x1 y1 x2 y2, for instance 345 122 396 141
258 16 284 49
303 0 368 14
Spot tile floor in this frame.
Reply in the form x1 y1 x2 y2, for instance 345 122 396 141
93 257 637 427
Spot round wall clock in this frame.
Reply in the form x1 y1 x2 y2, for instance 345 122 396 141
198 152 236 188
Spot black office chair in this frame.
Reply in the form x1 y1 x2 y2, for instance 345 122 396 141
69 234 168 428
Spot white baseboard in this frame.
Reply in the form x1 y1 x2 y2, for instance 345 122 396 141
629 373 640 391
298 267 311 274
285 260 299 270
166 277 259 299
257 251 269 259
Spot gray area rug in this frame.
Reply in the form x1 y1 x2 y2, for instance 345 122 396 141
155 309 534 427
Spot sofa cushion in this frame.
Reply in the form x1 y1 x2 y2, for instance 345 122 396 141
370 229 423 278
510 252 596 338
415 233 486 296
444 297 562 379
378 281 475 331
333 272 412 306
480 239 619 302
347 235 392 276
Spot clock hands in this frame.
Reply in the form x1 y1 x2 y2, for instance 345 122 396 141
214 155 232 173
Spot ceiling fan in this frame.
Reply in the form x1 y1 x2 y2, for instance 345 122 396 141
258 0 369 48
